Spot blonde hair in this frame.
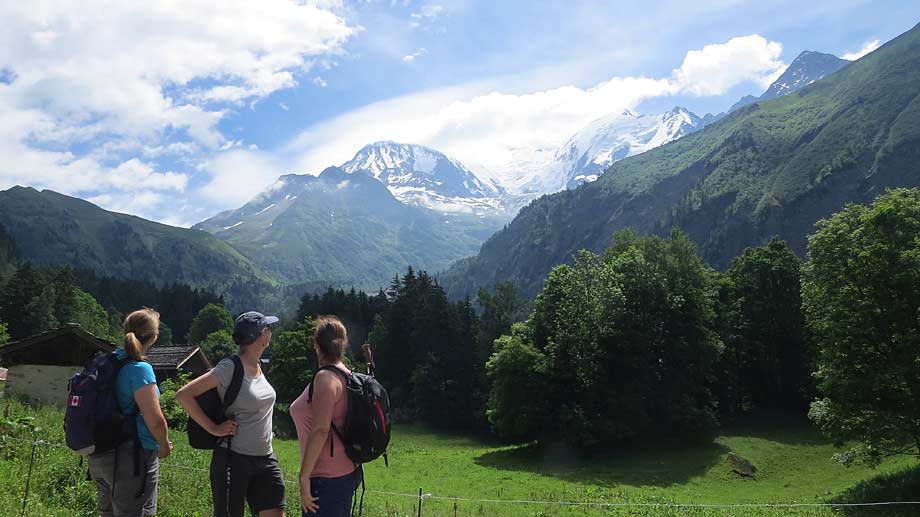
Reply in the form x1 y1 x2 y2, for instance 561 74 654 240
123 308 160 361
314 315 348 360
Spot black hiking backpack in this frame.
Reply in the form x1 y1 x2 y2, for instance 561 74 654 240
188 355 244 450
308 365 391 465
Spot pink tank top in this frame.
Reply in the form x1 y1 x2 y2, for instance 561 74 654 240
289 367 356 478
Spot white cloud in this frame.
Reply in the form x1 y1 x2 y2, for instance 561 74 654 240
409 3 444 29
0 1 355 220
287 34 786 188
106 159 188 192
88 191 165 219
402 48 429 63
842 39 881 61
313 76 329 88
198 149 285 207
673 35 785 95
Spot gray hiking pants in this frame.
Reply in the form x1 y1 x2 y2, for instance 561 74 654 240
88 440 159 517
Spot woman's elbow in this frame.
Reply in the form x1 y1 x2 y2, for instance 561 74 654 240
309 426 331 439
175 389 193 408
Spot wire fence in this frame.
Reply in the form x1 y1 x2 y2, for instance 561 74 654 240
5 435 920 516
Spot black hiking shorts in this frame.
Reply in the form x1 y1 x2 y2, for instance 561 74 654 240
210 448 285 516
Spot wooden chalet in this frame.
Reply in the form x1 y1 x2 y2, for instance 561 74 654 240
0 324 115 367
145 345 212 383
0 326 213 405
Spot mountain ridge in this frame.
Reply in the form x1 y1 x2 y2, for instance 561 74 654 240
441 23 919 299
195 166 505 288
0 186 275 290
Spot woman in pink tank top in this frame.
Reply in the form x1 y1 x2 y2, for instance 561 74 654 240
290 316 359 516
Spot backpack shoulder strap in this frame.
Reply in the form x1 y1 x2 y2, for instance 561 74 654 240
222 355 245 410
307 365 348 402
307 365 350 458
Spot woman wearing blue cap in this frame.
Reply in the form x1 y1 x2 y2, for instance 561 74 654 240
177 311 286 517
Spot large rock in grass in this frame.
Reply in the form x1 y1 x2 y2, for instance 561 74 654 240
727 452 757 477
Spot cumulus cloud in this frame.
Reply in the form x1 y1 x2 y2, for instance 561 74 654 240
313 76 329 88
287 34 786 188
842 39 881 61
0 0 354 219
673 35 785 95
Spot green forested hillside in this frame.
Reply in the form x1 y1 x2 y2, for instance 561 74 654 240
196 167 503 288
0 187 275 291
444 22 920 298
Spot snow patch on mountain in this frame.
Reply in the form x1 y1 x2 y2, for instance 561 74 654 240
555 107 704 189
255 203 275 215
341 141 508 216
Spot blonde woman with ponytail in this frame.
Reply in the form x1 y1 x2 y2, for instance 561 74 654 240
88 308 173 517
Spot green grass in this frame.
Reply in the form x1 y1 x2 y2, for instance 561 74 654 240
1 398 919 516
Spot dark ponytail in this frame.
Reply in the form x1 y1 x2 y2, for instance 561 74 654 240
314 315 348 360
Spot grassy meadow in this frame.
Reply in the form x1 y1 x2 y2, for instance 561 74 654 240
0 398 919 516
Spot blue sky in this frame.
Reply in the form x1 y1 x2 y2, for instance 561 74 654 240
0 0 918 225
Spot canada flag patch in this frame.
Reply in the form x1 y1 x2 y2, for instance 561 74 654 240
69 395 82 407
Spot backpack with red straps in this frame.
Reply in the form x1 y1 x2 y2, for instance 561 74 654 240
308 365 391 465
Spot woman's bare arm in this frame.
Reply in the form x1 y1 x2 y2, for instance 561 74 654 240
175 371 237 437
134 384 172 458
299 371 341 478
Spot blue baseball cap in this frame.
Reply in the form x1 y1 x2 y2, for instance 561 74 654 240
233 311 279 345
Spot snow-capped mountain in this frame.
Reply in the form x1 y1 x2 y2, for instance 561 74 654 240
194 167 507 286
760 50 850 100
341 142 506 215
555 107 704 189
541 51 850 192
486 145 562 195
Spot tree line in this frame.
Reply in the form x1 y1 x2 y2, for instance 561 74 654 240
484 188 920 466
0 226 225 347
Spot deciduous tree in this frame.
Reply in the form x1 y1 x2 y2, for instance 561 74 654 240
187 303 234 344
805 189 920 465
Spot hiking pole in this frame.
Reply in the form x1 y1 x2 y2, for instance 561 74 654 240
20 439 38 517
361 344 376 377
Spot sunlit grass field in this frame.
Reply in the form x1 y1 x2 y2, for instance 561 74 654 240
1 398 918 516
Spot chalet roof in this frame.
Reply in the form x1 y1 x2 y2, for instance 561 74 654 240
146 345 212 370
0 326 214 375
0 325 115 364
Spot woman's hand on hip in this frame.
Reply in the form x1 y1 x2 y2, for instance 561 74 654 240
210 420 238 437
300 476 319 513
